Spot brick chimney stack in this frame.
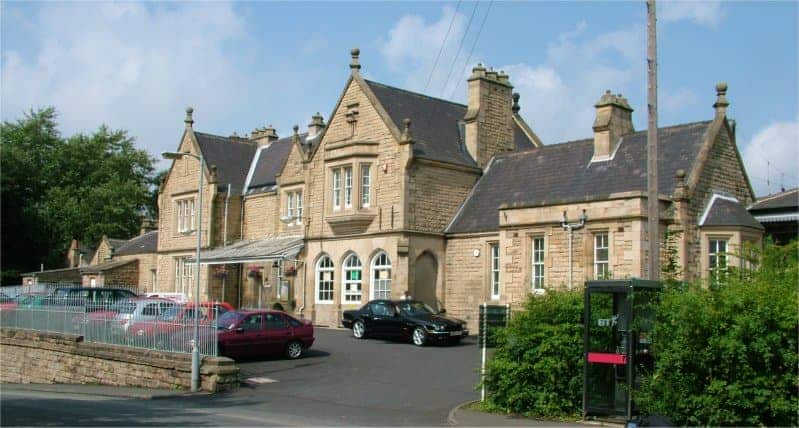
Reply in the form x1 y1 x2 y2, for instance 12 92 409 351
140 218 157 236
591 90 634 162
463 64 515 169
251 125 279 148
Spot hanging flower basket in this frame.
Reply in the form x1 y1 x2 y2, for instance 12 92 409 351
213 265 228 279
247 265 261 278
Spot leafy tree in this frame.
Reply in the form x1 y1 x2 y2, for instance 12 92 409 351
637 240 798 426
1 108 156 284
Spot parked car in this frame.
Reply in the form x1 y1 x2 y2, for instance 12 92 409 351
127 301 234 345
145 292 187 304
342 300 469 346
0 292 16 310
174 310 315 360
47 287 137 311
78 297 177 338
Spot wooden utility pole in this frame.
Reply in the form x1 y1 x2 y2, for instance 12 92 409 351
647 0 660 280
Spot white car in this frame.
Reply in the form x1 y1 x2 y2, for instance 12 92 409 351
145 292 187 304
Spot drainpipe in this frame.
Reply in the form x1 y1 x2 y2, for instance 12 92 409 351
560 209 588 290
223 184 231 247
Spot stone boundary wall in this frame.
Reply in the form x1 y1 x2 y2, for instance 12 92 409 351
0 329 239 392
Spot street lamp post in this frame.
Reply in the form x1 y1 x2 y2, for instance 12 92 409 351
561 209 588 290
162 150 204 392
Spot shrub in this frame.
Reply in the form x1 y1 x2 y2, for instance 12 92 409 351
637 241 798 426
482 290 584 417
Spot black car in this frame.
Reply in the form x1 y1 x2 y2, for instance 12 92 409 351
342 300 469 346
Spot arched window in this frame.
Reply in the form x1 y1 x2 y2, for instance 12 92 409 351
316 255 334 303
371 251 392 300
342 253 362 303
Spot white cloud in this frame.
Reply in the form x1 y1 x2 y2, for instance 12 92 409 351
661 87 699 113
660 1 724 27
377 5 468 95
1 2 252 167
502 23 645 145
742 119 799 196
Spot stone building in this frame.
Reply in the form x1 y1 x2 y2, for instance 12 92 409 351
748 187 798 244
151 49 761 330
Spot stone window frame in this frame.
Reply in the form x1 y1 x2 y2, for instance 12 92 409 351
342 252 363 304
344 166 354 209
331 167 342 211
707 236 730 286
531 234 546 293
315 254 335 304
488 242 500 300
284 187 304 225
370 250 392 300
592 231 610 280
175 197 196 234
360 163 372 208
174 256 194 296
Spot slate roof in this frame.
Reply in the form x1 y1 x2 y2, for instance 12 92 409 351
114 231 158 256
748 188 798 211
81 259 138 274
108 238 128 250
447 121 712 234
194 132 258 193
245 134 306 194
365 80 535 167
701 195 763 230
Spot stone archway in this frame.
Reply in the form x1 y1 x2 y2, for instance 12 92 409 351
412 252 439 310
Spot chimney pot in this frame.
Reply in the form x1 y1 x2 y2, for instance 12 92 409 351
512 93 521 114
308 112 326 138
251 125 279 147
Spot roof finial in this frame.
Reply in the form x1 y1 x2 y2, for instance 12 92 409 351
512 93 521 114
713 81 729 116
350 48 361 73
184 107 194 128
400 118 413 144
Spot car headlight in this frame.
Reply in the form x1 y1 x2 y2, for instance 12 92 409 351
136 330 144 336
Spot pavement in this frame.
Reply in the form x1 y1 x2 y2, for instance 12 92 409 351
0 328 608 426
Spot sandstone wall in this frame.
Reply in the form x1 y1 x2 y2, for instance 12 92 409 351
0 329 238 392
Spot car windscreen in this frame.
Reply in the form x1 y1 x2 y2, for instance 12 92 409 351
157 305 183 321
217 312 245 330
397 302 436 317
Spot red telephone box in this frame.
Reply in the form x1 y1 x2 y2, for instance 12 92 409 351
583 279 661 422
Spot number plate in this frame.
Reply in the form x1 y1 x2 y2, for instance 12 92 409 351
450 331 465 336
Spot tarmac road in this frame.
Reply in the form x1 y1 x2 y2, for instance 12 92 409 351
2 328 482 426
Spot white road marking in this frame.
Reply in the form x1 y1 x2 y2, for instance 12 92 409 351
246 377 279 384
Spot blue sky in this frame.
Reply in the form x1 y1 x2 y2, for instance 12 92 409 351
2 1 797 196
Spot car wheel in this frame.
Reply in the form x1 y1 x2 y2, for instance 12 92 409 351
353 320 366 339
285 341 303 359
412 327 426 346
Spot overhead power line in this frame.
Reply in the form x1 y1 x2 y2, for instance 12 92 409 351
450 0 493 99
424 0 462 93
440 1 479 98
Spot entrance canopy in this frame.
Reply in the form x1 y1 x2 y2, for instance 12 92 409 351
191 235 304 265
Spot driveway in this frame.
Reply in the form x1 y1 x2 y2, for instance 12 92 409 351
231 327 481 425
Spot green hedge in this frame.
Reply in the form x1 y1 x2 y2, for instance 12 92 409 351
637 241 798 426
482 241 798 425
482 290 584 417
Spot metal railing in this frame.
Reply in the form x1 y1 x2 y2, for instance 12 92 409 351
0 297 218 357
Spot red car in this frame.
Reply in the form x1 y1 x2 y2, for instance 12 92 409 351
214 310 314 360
128 301 234 344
